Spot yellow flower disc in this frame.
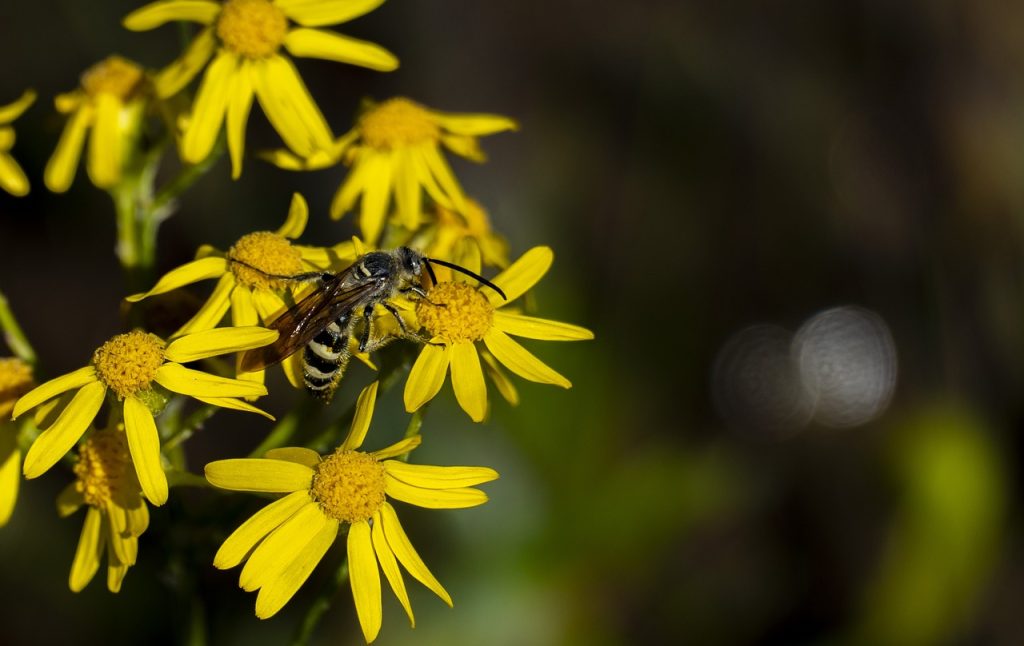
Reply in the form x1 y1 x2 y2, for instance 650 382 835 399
417 282 494 343
217 0 288 58
227 231 304 290
92 330 165 399
360 98 441 150
74 429 135 508
0 357 34 413
81 56 145 100
311 450 386 524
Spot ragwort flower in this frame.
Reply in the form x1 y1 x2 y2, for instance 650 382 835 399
0 357 35 526
11 326 277 506
409 199 510 270
0 90 35 197
45 56 149 193
205 381 498 643
57 426 149 593
123 0 399 177
404 246 593 422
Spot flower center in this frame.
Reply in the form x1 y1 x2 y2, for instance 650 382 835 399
81 56 145 100
416 282 494 343
0 357 33 414
74 429 136 508
217 0 288 58
310 450 386 524
360 98 441 150
228 231 304 290
92 331 165 399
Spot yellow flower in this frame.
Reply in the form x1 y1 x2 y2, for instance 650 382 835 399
57 426 149 593
44 56 149 193
0 357 34 526
266 97 517 244
123 0 399 178
11 326 278 506
410 199 510 270
205 381 497 643
0 90 35 197
404 246 593 422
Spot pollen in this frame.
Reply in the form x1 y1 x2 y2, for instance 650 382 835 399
0 357 34 416
81 56 145 100
310 450 386 524
74 428 135 508
360 98 441 150
92 330 166 400
216 0 288 59
227 231 304 290
416 282 494 343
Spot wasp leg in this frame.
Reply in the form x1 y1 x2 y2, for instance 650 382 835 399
380 301 409 336
228 257 332 284
400 285 444 306
358 304 375 352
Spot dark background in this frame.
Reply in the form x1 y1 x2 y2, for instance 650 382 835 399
2 1 1024 644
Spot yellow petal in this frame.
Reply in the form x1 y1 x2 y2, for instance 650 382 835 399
155 362 268 399
55 91 84 114
0 432 20 525
409 145 452 208
403 344 451 413
340 381 378 451
12 366 97 420
264 447 321 467
126 256 228 303
283 28 398 72
348 520 382 643
251 288 288 324
488 246 553 306
379 502 451 605
174 273 234 335
0 90 36 124
330 148 374 219
240 502 328 591
192 396 274 420
0 153 29 197
123 0 220 30
123 397 169 506
164 326 278 363
105 504 137 565
439 133 485 163
226 59 255 179
154 27 217 98
106 537 132 592
276 193 309 239
450 342 487 422
481 350 518 406
483 329 571 388
213 490 310 569
182 51 237 164
282 352 305 390
86 93 122 188
385 476 489 509
205 458 313 492
358 154 393 243
126 502 149 536
69 507 103 592
420 144 466 215
44 105 91 193
383 462 498 489
276 0 385 27
435 112 518 136
491 311 594 341
371 435 422 461
56 482 85 518
255 520 338 618
22 381 105 478
393 147 421 229
252 55 333 158
371 510 414 626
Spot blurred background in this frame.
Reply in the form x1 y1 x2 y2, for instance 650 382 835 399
2 0 1024 644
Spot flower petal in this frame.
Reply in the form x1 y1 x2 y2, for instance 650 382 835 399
384 462 498 489
85 93 122 188
371 510 414 626
385 475 489 509
165 326 278 363
255 519 338 618
205 458 313 492
393 147 421 229
284 28 398 71
240 502 329 592
0 153 29 197
69 507 103 592
481 350 518 405
226 59 255 179
251 288 288 324
106 536 132 592
192 396 274 420
371 435 422 461
340 381 378 451
435 112 518 136
357 150 393 243
440 133 485 163
348 520 382 643
155 363 268 399
483 329 571 388
182 50 237 164
105 503 137 565
420 144 466 215
154 27 216 98
404 344 451 413
0 90 36 124
379 502 451 606
123 0 220 30
126 502 149 536
252 55 333 158
330 148 375 219
264 447 321 467
276 193 309 239
12 366 97 420
0 433 20 525
125 256 228 303
488 246 552 306
22 381 105 478
56 482 84 518
175 274 235 335
276 0 385 27
44 105 91 193
124 397 168 506
450 342 487 422
492 311 594 341
213 490 311 569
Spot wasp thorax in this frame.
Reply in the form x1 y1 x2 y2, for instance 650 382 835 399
216 0 288 58
310 450 386 524
228 231 304 290
417 282 494 343
0 357 33 417
81 56 145 100
360 98 441 150
74 429 137 508
92 331 165 399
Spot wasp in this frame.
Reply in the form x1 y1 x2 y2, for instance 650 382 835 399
238 247 505 401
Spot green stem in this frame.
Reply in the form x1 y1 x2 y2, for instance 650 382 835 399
292 552 350 646
151 139 224 217
0 290 35 364
114 185 139 271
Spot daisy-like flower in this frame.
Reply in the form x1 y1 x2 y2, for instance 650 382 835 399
57 426 149 593
404 246 594 422
205 381 498 643
0 357 35 526
266 97 517 244
410 199 510 270
0 90 35 197
44 56 149 193
11 326 277 506
123 0 399 178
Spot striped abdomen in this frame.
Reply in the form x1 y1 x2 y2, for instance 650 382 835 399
303 315 351 400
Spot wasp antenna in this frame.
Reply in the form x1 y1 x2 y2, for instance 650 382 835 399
424 257 507 300
424 259 439 288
